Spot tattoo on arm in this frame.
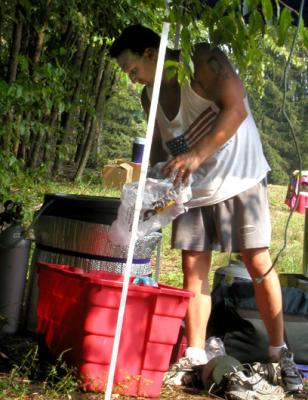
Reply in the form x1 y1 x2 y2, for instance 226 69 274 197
208 56 229 80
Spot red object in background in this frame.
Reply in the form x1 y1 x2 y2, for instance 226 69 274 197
285 170 308 214
36 262 193 398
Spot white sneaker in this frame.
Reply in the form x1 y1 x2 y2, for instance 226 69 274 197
251 362 280 385
164 351 206 386
225 369 285 400
278 348 304 393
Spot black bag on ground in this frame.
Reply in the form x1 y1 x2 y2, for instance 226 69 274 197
207 280 308 364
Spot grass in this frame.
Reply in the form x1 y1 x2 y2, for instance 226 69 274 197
267 184 305 275
0 344 79 399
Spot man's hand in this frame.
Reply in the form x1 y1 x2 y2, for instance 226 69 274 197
162 148 203 186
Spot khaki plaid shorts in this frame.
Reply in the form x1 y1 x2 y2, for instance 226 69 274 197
171 179 271 252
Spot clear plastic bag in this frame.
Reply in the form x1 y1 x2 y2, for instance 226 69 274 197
108 163 192 246
205 336 226 362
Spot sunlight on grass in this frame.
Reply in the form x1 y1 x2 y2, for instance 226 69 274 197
268 184 305 275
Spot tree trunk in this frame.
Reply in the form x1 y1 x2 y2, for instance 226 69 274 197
73 45 108 165
7 4 23 84
73 36 85 69
64 44 93 133
93 45 107 97
74 112 92 164
17 112 32 161
43 105 59 172
13 115 22 156
2 3 23 152
29 131 45 168
74 61 113 180
53 43 93 175
32 26 46 65
16 15 49 164
95 70 117 157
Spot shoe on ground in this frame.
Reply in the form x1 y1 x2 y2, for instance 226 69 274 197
251 361 280 385
225 369 285 400
278 347 304 393
163 355 205 386
180 364 205 389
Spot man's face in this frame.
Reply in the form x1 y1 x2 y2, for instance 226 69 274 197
117 49 157 85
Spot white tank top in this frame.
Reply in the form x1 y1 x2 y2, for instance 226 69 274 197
147 83 270 207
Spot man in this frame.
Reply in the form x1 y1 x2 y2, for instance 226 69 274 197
109 24 303 392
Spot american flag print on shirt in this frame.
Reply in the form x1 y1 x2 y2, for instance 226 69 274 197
166 106 218 156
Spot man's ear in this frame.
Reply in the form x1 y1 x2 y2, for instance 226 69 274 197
143 47 156 60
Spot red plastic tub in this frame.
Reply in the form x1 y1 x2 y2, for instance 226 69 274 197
36 262 193 397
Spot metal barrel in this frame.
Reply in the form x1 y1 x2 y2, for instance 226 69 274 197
0 223 31 333
24 193 161 332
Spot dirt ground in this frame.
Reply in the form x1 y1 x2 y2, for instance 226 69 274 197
1 333 308 399
0 332 210 399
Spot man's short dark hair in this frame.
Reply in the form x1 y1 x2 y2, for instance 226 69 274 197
109 24 160 58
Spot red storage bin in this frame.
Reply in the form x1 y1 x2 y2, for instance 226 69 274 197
36 262 193 397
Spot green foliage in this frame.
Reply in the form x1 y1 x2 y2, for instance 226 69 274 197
247 43 308 183
261 0 273 22
0 0 165 186
262 140 289 184
101 80 147 164
0 153 24 202
163 0 308 92
0 0 307 189
278 7 293 46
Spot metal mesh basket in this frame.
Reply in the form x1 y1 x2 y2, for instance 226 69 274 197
34 215 161 275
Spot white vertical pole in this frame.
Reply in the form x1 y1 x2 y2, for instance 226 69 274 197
104 22 170 400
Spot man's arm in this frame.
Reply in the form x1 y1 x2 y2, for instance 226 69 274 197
141 87 168 166
193 44 247 159
164 45 248 184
